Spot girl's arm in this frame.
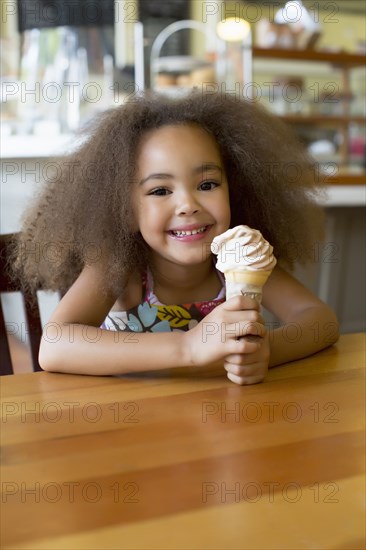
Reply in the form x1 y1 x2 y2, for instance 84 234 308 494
39 264 190 375
39 265 262 375
262 266 340 367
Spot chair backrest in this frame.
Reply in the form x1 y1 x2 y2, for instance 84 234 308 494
0 233 43 375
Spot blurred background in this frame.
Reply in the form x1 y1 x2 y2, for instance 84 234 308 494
1 1 365 370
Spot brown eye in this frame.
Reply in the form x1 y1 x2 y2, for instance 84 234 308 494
200 181 219 191
148 187 170 196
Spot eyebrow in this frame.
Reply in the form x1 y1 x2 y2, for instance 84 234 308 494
139 163 223 186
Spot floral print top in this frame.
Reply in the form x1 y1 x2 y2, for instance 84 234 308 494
101 269 226 333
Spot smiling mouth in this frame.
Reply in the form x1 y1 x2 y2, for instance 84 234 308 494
169 226 210 237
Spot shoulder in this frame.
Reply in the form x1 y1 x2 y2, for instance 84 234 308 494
50 262 118 326
51 264 143 326
110 271 143 311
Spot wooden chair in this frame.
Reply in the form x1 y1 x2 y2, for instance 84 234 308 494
0 233 43 375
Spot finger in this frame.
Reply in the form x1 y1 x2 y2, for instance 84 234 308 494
238 322 266 338
227 336 262 354
215 304 264 327
257 313 265 325
223 295 260 312
225 352 259 365
223 309 264 325
224 361 259 377
226 371 264 386
221 320 266 340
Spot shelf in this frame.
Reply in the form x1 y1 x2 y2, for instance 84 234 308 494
253 47 366 67
0 134 77 159
253 48 366 184
279 115 365 125
325 172 366 185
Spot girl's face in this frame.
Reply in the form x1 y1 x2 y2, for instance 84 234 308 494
132 124 231 268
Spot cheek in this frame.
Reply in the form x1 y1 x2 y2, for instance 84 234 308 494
133 198 164 234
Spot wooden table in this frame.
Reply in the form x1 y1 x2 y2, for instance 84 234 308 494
1 333 365 549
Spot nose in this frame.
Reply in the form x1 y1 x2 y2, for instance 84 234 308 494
175 190 201 216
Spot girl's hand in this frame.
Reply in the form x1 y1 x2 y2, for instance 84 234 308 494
183 296 265 368
224 330 270 385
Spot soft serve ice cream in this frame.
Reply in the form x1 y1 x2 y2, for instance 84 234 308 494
211 225 277 303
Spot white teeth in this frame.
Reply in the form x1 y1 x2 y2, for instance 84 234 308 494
172 226 207 237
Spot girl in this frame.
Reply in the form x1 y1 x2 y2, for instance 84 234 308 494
12 91 339 384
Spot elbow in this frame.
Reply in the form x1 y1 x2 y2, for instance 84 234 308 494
38 338 62 373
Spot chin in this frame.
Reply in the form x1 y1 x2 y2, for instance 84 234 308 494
177 254 211 266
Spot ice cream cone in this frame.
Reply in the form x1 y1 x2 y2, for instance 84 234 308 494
224 269 272 303
211 225 277 305
224 270 272 286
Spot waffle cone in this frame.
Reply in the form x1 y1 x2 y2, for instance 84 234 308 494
224 270 272 287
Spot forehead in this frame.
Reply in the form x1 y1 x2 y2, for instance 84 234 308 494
137 124 222 166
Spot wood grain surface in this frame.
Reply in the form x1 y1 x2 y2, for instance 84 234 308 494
1 333 365 549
